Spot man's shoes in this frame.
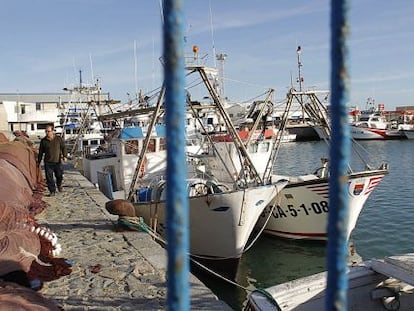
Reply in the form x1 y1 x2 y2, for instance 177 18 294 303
47 192 56 197
57 186 63 192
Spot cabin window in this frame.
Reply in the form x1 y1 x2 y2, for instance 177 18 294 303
159 138 166 151
37 124 49 130
125 140 139 154
36 103 41 111
148 139 156 152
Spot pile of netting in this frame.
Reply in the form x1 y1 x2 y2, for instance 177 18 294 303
0 131 71 310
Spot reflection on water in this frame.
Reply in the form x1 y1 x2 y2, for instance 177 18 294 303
352 140 414 260
194 236 327 310
237 237 326 288
236 237 326 309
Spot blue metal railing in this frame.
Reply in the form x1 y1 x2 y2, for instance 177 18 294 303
163 1 190 310
327 1 350 310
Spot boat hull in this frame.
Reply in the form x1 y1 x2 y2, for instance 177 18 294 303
245 254 414 311
351 126 406 140
134 182 285 260
403 129 414 139
257 170 387 240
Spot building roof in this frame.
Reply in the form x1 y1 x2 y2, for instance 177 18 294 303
0 92 112 104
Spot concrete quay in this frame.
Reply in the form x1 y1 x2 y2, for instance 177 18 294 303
36 165 231 310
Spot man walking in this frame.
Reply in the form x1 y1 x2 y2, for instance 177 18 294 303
38 125 67 196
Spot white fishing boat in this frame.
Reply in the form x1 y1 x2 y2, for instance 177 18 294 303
82 85 205 199
245 253 414 311
95 64 288 277
134 177 287 270
350 102 406 140
82 125 167 197
259 164 388 240
260 89 388 241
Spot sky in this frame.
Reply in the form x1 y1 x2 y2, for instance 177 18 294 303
1 0 414 110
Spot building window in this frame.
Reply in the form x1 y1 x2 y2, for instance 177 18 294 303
36 103 41 111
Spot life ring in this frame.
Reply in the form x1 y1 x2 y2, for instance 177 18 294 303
139 156 147 178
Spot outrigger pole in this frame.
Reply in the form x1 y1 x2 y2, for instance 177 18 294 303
190 65 264 186
126 86 165 201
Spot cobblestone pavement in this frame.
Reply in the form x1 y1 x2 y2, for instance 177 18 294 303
36 168 231 310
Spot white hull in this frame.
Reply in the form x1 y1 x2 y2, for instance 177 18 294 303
246 253 414 311
257 170 387 240
403 129 414 139
351 126 405 140
134 180 286 260
313 125 330 140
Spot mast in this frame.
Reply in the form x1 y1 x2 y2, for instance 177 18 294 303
216 53 227 99
297 46 303 91
296 46 305 122
79 70 83 89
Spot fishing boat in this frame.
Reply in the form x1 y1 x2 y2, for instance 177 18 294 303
350 101 406 140
258 88 388 241
259 162 387 240
135 177 287 273
245 253 414 311
82 89 206 199
82 124 171 199
133 66 288 275
250 49 388 241
96 64 288 277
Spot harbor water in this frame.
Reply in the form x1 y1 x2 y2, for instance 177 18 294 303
195 139 414 310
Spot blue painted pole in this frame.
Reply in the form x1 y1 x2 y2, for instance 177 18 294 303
326 1 350 310
163 1 190 310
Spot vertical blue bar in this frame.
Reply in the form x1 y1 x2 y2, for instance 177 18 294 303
163 1 190 310
326 1 350 310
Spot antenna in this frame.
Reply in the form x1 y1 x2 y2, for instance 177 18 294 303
89 52 94 82
297 46 304 91
209 0 217 68
216 53 227 98
134 40 138 99
79 70 83 88
152 37 156 91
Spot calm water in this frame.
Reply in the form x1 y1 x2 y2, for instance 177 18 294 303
196 139 414 310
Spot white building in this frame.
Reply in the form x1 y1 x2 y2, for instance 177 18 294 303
0 90 116 141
